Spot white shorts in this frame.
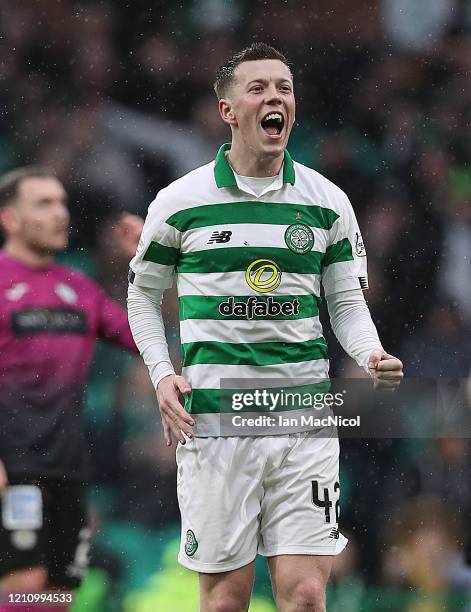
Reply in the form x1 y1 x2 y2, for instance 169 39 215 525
176 433 348 573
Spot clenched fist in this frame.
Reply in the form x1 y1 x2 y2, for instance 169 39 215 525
368 349 404 390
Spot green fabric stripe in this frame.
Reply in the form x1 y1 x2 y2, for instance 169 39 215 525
282 149 296 184
177 247 323 274
143 241 179 265
182 337 328 367
213 143 237 188
166 202 338 232
179 294 319 321
323 238 353 267
185 382 331 414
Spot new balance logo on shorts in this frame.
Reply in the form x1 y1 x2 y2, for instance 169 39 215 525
329 527 340 540
207 230 232 244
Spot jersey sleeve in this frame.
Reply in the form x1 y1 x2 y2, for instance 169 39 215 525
129 190 181 291
321 193 368 297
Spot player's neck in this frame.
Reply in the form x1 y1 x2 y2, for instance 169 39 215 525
227 141 283 178
4 239 54 268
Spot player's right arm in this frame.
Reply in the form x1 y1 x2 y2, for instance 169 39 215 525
127 191 194 445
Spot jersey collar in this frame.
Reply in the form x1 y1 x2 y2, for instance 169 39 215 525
214 143 295 188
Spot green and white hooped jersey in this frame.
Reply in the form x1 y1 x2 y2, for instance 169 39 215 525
130 144 368 433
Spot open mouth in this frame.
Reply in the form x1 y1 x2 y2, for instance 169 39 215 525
261 112 284 137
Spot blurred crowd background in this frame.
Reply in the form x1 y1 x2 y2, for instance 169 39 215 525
1 0 471 610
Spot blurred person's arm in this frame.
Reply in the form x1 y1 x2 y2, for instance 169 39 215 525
0 459 8 493
113 212 144 260
97 286 138 352
93 212 144 352
106 103 213 177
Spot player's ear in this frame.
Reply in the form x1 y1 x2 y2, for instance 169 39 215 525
0 206 20 236
219 99 236 126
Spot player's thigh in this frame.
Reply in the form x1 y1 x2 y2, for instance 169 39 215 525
259 434 347 557
176 437 263 573
268 554 333 611
199 561 255 612
0 477 50 585
46 481 90 589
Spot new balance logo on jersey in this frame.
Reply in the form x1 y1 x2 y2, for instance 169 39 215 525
207 230 232 244
329 527 340 540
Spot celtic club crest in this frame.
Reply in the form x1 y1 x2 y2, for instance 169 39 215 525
184 529 198 556
284 223 315 254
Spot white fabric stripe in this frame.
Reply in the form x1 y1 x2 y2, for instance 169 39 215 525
177 272 321 297
156 222 181 248
154 185 341 211
179 317 323 345
321 259 368 297
182 360 330 390
132 261 174 290
183 223 329 252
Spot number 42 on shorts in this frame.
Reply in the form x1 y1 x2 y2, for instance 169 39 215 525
311 480 340 523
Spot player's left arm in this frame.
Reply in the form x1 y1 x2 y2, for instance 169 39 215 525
326 289 403 390
322 190 403 390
